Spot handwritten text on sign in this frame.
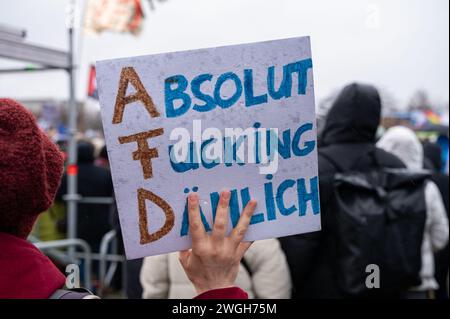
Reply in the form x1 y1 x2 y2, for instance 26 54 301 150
97 37 321 259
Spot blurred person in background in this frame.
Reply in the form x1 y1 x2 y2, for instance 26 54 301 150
140 239 291 299
423 141 449 299
423 142 449 211
31 202 66 241
280 83 406 298
377 126 449 299
56 141 113 253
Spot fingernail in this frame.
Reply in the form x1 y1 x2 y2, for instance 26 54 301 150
188 193 198 205
221 190 230 200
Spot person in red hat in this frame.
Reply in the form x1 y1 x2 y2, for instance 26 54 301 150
0 98 255 299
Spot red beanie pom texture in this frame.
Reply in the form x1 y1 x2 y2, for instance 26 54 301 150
0 99 64 238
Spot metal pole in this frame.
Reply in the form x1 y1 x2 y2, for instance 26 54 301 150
98 230 117 296
66 0 80 259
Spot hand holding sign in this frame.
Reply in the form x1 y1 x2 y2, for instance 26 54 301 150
179 190 256 295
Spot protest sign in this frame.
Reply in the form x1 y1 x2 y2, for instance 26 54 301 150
96 36 321 259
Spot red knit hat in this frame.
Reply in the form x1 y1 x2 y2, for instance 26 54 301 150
0 99 64 238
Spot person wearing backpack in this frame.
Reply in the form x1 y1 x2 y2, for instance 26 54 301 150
377 126 449 299
279 83 407 299
0 99 257 299
140 239 291 299
423 142 449 299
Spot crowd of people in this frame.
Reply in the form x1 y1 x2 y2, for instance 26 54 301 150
0 82 448 299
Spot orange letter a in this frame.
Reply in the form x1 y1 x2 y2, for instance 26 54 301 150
112 67 160 124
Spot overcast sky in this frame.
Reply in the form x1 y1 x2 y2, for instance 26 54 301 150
0 0 448 109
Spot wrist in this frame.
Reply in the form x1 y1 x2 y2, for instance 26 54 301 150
194 282 235 295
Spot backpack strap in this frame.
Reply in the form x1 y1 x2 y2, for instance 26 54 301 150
49 288 98 299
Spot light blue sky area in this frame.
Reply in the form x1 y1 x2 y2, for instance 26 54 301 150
0 0 448 110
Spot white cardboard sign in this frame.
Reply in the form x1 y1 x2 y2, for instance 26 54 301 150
97 36 321 259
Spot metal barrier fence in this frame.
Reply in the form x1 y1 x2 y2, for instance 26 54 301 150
32 238 93 292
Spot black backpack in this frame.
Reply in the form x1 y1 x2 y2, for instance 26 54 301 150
321 147 428 297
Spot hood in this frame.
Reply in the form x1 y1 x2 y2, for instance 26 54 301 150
423 142 442 172
376 126 423 170
320 83 381 146
0 232 65 299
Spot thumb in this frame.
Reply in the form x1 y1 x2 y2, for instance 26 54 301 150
236 241 253 258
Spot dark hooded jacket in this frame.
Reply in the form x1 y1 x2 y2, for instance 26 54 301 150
57 141 113 252
279 83 405 298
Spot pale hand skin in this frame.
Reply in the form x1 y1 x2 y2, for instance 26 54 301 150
179 190 256 295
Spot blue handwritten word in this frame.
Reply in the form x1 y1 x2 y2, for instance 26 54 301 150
180 175 320 237
168 122 315 173
165 59 312 118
